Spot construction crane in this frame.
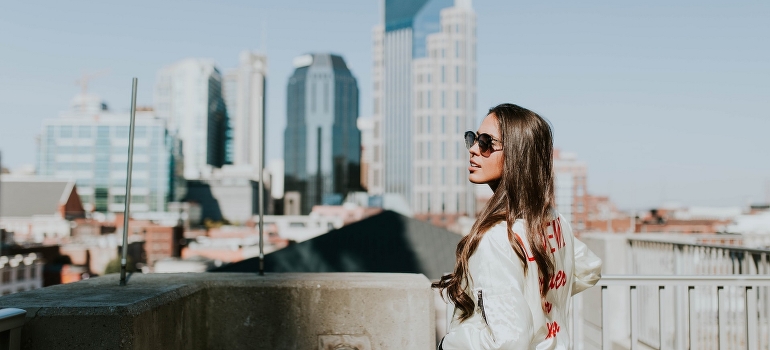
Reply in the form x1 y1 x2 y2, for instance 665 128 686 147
74 70 109 112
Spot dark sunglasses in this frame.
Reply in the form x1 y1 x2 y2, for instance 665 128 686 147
464 131 501 157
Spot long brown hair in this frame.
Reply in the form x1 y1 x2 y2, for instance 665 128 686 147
432 103 556 321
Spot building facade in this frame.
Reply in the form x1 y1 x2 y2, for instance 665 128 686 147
37 94 185 213
284 54 361 214
553 149 589 231
371 0 476 219
222 51 268 171
0 254 43 296
154 59 228 179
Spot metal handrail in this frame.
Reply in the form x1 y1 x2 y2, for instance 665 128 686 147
628 237 770 255
597 274 770 286
0 308 26 350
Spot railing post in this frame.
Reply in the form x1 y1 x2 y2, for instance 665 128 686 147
717 286 727 350
0 308 26 350
658 286 667 350
746 286 758 350
629 286 638 350
601 286 610 350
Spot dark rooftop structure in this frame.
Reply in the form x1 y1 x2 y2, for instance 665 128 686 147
214 210 461 280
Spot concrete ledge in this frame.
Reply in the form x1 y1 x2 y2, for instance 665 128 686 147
0 273 435 350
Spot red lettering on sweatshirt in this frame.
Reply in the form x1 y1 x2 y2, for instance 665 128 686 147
548 270 567 290
548 218 566 253
546 322 561 339
514 233 536 262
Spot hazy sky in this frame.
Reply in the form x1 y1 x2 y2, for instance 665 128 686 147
1 1 768 210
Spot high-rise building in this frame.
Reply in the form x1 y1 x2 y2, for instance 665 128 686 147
154 59 228 179
222 52 267 171
37 94 185 213
284 53 360 214
553 149 588 231
371 0 476 219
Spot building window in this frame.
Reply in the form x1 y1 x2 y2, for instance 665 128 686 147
441 116 446 133
427 142 432 159
441 142 446 160
416 142 422 160
456 116 461 133
441 91 445 109
78 126 92 138
457 168 462 185
426 116 431 133
456 41 460 58
456 91 461 108
427 91 432 108
441 167 446 185
441 66 445 83
60 126 73 138
456 66 460 83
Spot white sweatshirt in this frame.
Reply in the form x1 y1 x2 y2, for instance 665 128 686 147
441 214 602 350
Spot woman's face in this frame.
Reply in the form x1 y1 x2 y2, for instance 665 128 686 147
468 113 504 185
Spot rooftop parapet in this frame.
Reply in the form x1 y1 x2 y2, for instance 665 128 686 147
0 272 435 350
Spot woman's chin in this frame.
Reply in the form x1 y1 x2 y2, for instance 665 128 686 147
468 174 484 184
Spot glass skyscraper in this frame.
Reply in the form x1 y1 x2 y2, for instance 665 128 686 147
37 94 185 213
371 0 476 218
284 53 360 214
154 59 228 179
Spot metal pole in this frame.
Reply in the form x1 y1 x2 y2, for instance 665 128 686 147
258 86 265 276
120 78 138 286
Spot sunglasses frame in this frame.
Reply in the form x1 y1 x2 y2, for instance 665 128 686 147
464 131 502 157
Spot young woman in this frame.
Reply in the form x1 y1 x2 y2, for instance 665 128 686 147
434 103 603 349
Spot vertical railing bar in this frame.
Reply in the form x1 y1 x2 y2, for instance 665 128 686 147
602 286 610 350
688 286 694 350
630 286 638 350
717 286 727 350
746 286 758 350
658 285 666 350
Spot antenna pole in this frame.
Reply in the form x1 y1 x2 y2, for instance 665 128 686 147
120 78 138 286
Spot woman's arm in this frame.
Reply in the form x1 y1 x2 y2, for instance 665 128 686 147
441 229 534 350
571 237 602 295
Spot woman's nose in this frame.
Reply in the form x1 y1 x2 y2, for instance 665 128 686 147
468 141 480 156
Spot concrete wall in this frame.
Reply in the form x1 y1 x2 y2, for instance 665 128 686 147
0 273 435 350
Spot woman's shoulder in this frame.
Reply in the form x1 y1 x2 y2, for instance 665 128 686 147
482 219 524 244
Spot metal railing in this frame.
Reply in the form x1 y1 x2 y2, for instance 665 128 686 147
0 308 25 350
572 275 770 350
629 238 770 276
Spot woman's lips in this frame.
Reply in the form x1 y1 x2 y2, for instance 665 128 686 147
468 161 481 171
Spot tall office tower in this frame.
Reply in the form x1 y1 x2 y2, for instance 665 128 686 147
284 54 360 214
37 94 185 213
222 51 268 170
371 0 476 219
154 59 228 179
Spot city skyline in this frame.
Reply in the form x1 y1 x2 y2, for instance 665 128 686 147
1 1 769 210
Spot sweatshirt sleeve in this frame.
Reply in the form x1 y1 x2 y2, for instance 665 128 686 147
571 237 602 295
441 228 534 350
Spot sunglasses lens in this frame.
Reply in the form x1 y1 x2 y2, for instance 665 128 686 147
464 131 475 150
477 134 491 154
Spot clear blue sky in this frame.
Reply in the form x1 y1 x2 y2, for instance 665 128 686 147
1 1 768 210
